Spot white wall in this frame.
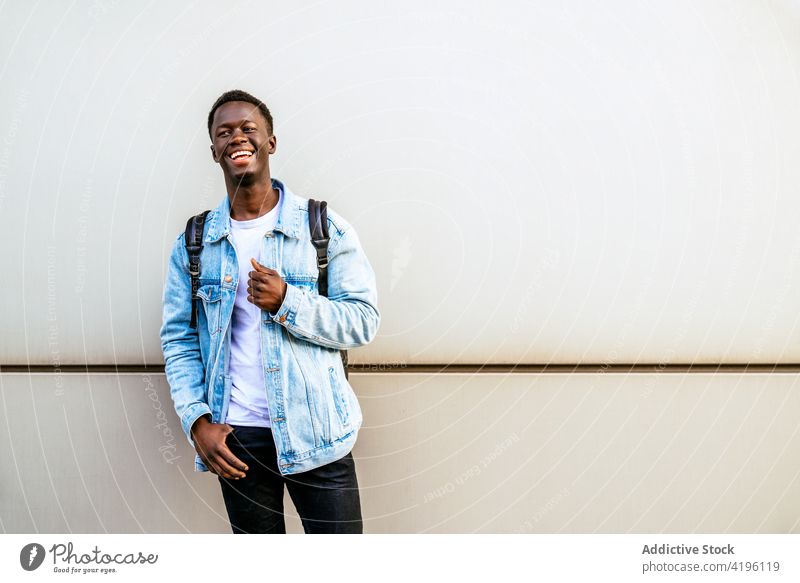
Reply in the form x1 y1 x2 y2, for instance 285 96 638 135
2 0 800 365
1 0 800 533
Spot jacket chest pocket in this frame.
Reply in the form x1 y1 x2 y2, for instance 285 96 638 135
196 283 222 335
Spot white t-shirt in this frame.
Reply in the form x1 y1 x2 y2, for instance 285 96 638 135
224 191 282 427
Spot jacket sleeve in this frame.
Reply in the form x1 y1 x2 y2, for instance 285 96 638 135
159 234 212 447
272 222 380 350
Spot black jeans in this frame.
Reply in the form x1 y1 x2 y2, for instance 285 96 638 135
217 425 363 534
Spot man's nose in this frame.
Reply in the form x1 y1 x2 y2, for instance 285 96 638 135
231 130 248 142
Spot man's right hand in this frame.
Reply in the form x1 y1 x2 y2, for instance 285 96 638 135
190 416 249 479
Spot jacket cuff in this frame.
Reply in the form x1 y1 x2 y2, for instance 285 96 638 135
273 282 302 326
194 455 209 473
181 403 212 448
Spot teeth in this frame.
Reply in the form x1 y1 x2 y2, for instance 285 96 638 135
230 150 253 159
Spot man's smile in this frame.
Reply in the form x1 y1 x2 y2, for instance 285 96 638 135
228 148 255 165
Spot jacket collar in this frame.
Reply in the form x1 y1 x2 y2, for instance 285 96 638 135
204 177 303 242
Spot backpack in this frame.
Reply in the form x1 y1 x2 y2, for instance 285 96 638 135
184 199 349 379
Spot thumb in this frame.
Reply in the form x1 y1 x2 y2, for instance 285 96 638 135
250 258 268 272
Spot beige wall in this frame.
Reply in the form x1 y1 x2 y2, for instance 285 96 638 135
2 372 798 533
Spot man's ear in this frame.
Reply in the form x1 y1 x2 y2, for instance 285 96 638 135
210 144 219 163
267 134 277 155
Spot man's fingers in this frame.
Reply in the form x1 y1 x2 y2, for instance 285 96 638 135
248 278 275 293
200 456 218 475
249 270 272 283
205 457 222 476
214 428 245 479
210 453 244 480
219 444 249 474
197 447 223 477
195 427 246 479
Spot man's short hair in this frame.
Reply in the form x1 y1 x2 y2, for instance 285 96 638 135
207 89 273 139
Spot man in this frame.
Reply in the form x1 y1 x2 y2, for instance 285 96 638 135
160 89 380 534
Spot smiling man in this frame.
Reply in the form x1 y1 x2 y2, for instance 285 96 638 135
160 89 380 534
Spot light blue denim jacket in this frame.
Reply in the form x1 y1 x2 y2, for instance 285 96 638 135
160 178 380 475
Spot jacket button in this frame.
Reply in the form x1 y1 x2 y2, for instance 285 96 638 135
224 275 233 283
279 315 287 322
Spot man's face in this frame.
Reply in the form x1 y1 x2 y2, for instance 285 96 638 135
210 100 276 181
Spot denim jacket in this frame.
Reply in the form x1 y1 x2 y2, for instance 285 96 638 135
160 178 380 475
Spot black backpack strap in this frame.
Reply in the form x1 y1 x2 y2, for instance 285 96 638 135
308 199 349 378
308 198 330 296
184 210 211 329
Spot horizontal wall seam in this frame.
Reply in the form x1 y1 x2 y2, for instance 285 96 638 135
2 364 800 374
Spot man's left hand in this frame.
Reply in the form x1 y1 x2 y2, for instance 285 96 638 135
248 258 287 312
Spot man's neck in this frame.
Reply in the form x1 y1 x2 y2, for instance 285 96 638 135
227 174 279 221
